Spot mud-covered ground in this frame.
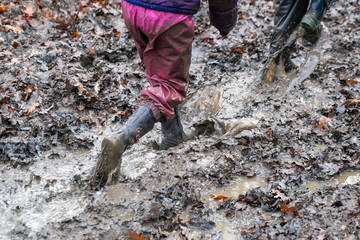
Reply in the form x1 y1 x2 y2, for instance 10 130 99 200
1 0 360 239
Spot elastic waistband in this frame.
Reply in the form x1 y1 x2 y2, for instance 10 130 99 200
123 0 197 15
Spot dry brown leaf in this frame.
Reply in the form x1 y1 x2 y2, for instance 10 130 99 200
4 25 24 34
319 116 331 125
24 3 36 17
28 102 39 114
2 49 13 56
0 163 11 172
12 40 21 48
211 195 230 200
73 80 84 95
272 189 289 201
41 8 54 19
0 4 10 13
25 85 35 101
124 232 150 240
34 0 44 8
11 58 20 63
348 99 359 104
94 81 100 93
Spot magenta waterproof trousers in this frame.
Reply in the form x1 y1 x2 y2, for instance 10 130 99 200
122 0 194 122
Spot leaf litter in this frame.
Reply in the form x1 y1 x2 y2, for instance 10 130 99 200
0 0 359 239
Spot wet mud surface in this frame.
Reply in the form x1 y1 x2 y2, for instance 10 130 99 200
1 0 360 239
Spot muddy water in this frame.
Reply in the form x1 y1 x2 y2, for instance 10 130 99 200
176 176 267 240
304 171 360 193
203 177 267 201
204 177 267 240
1 0 359 239
284 24 330 95
0 40 338 238
0 148 94 236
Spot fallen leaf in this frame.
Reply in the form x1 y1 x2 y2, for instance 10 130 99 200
117 111 129 117
0 163 11 172
24 3 36 17
11 58 20 63
223 118 258 137
346 78 358 84
347 99 359 104
25 85 35 101
34 0 44 8
77 102 85 111
73 80 84 95
12 40 21 48
94 81 100 93
41 8 54 19
231 46 245 53
224 151 235 162
89 46 96 56
280 202 288 212
4 25 24 34
272 189 289 201
314 116 331 131
28 102 39 114
212 195 230 200
0 4 10 13
124 232 150 240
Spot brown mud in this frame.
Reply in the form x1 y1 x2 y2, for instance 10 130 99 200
1 0 360 239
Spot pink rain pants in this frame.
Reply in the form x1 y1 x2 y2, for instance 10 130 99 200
121 0 194 122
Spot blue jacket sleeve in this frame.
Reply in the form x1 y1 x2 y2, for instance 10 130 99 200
208 0 238 36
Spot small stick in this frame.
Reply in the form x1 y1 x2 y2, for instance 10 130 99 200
34 0 44 8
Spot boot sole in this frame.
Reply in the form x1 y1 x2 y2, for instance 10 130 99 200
92 133 126 187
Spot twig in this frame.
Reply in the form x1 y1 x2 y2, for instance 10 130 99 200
34 0 44 8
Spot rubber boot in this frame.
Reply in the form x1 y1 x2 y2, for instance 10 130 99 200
92 106 155 188
269 0 310 55
281 44 297 73
160 106 186 150
301 0 328 44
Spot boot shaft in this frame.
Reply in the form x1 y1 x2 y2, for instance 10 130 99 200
160 106 185 150
122 106 155 147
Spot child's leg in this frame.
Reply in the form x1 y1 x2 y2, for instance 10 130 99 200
301 0 334 44
140 19 194 122
269 0 309 54
121 1 147 61
121 0 194 122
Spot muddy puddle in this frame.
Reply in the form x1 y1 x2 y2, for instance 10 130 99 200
0 148 93 236
1 0 360 239
304 171 360 193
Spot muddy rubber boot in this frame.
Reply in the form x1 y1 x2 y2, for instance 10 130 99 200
269 0 310 55
92 106 155 188
160 106 186 150
301 0 328 44
281 44 297 73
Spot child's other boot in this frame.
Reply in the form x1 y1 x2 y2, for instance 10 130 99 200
160 106 186 150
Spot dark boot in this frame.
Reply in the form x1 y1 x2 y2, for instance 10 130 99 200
160 106 186 150
281 44 297 73
301 0 331 44
92 106 155 188
269 0 310 55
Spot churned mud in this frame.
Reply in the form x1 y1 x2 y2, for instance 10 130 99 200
1 0 359 239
